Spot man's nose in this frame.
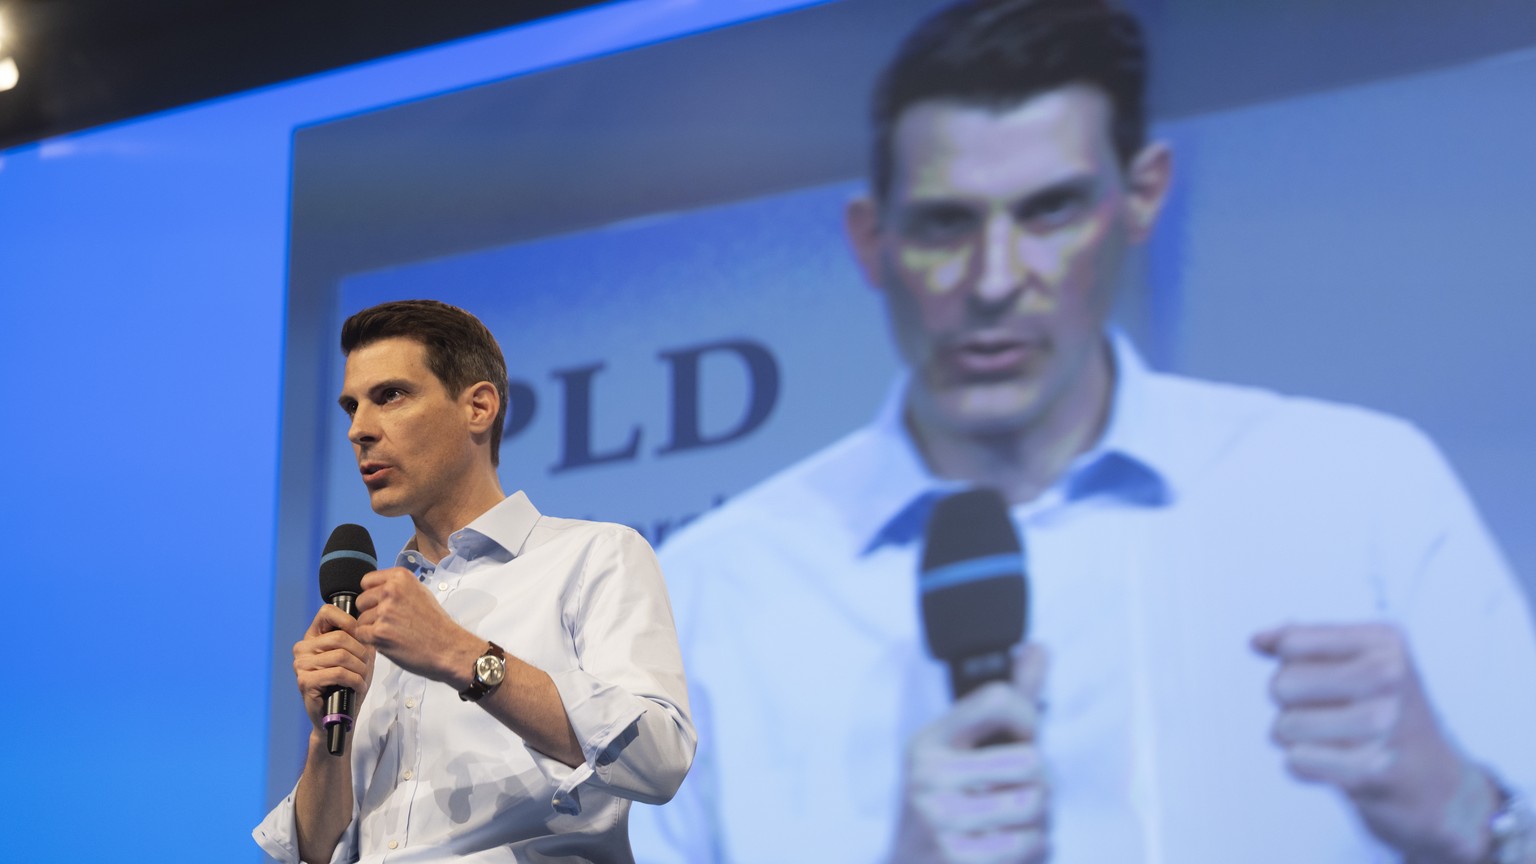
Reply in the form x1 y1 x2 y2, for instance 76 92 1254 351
348 404 378 446
972 211 1027 307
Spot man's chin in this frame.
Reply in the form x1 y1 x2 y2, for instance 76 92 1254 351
365 489 410 518
929 382 1047 435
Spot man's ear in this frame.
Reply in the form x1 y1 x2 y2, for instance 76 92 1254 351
845 195 887 292
1125 140 1173 243
463 381 501 436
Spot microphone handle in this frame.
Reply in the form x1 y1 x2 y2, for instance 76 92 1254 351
949 648 1013 700
324 690 354 756
951 650 1022 747
322 593 359 756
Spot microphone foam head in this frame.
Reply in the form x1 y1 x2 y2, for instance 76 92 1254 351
919 488 1028 663
320 523 377 600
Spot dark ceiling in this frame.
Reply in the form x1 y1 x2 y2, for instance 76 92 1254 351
0 0 612 150
5 0 1534 153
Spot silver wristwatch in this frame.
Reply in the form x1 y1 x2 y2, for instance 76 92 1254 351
458 641 507 702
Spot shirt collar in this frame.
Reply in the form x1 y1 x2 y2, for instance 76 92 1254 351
1091 328 1227 506
851 329 1182 553
394 490 542 569
836 378 961 554
1070 329 1178 507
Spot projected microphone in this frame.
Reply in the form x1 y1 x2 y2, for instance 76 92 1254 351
920 488 1028 700
319 523 377 756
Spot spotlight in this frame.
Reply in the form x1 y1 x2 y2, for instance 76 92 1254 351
0 9 17 93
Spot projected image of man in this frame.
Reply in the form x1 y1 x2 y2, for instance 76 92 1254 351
631 1 1536 862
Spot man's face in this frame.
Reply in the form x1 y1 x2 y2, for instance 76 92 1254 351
339 337 479 519
848 84 1168 437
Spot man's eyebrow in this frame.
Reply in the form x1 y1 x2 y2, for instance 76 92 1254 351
897 172 1099 211
336 379 411 409
369 378 412 394
1016 174 1098 204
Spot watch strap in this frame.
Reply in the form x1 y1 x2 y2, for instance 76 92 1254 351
458 641 507 702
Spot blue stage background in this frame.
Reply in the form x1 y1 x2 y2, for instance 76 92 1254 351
2 1 1534 861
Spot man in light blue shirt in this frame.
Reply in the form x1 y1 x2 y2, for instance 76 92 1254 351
631 0 1536 861
256 300 694 862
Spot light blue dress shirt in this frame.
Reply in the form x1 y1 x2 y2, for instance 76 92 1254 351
631 334 1536 863
256 492 695 863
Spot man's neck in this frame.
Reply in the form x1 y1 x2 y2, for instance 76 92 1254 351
408 472 507 565
909 342 1115 505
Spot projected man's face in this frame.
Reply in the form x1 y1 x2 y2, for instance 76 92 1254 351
339 336 480 521
848 84 1167 439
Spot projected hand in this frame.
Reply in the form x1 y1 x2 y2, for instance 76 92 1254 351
293 604 376 733
356 567 481 687
892 645 1051 864
1253 622 1498 863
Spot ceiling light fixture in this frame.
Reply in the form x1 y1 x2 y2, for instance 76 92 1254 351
0 10 16 93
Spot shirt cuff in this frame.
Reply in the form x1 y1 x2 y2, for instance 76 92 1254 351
539 666 649 814
252 783 360 864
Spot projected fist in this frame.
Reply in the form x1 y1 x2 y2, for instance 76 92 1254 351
892 644 1051 864
1253 622 1497 862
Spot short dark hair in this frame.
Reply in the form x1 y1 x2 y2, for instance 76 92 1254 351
341 299 510 467
871 0 1148 202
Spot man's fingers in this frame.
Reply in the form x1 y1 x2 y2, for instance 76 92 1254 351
899 649 1054 864
912 740 1045 792
1257 618 1465 821
934 826 1049 864
1271 696 1400 746
359 567 395 592
297 663 369 698
1013 643 1050 701
357 567 415 609
295 645 372 679
1281 741 1394 794
1252 622 1398 662
916 782 1048 833
295 628 369 661
1269 654 1405 705
306 604 360 638
937 679 1041 749
900 644 1052 861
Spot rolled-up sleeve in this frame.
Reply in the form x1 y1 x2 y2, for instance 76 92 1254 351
534 525 696 813
252 783 360 864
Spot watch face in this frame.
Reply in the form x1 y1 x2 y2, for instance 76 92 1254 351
475 654 506 688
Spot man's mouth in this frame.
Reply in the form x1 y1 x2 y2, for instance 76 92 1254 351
360 462 392 487
946 334 1039 377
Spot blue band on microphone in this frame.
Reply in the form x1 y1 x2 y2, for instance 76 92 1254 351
320 549 378 569
921 553 1024 593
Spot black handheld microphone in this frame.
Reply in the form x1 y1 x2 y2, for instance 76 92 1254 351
318 523 377 757
919 488 1029 700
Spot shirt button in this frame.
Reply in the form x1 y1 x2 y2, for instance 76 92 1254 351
388 840 399 850
403 769 413 780
405 698 416 709
438 581 448 591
